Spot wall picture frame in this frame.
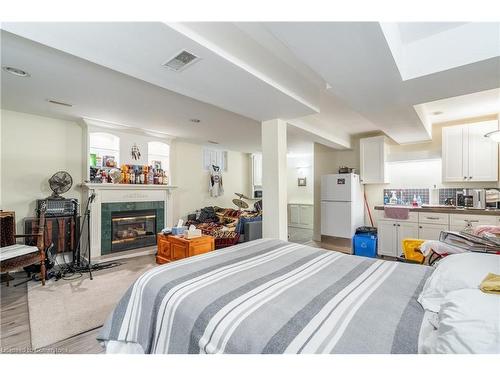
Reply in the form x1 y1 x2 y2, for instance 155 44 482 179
298 177 307 186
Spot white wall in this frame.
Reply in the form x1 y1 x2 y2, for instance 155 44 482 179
0 110 251 232
170 141 251 221
287 151 313 204
0 110 84 232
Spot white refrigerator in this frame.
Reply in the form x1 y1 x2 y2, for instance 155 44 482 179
321 173 364 239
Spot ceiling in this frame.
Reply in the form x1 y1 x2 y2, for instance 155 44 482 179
416 88 500 124
397 22 467 44
381 22 500 81
0 31 261 153
1 22 499 153
264 22 500 143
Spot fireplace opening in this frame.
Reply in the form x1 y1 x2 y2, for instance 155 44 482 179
111 209 157 252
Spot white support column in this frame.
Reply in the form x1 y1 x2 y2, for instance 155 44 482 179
261 119 288 240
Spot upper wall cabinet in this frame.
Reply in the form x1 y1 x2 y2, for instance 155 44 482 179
360 136 388 184
442 120 499 182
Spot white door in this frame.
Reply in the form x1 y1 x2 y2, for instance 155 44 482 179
418 223 448 241
467 121 498 182
288 205 300 227
360 136 386 184
397 222 419 257
321 201 352 238
321 174 352 201
377 221 397 257
442 125 466 182
299 205 313 228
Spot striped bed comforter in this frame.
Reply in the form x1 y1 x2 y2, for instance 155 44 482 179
98 239 433 354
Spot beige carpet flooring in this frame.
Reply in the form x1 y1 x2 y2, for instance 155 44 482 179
27 256 156 349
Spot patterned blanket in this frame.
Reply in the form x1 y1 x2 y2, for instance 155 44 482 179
98 239 432 353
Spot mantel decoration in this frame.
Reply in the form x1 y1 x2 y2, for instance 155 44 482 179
131 143 142 160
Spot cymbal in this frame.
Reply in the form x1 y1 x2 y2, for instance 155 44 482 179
234 192 259 200
232 199 249 209
234 192 251 200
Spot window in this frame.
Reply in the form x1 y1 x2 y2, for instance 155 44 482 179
148 141 170 172
89 132 120 167
203 148 227 171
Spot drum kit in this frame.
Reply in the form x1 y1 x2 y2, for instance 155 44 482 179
232 193 258 211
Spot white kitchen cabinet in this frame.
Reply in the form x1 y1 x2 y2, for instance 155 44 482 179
377 220 418 257
467 121 499 181
360 136 388 184
289 204 300 226
449 213 496 232
442 121 498 182
442 125 466 182
418 223 448 241
299 205 314 227
377 221 397 257
288 204 313 229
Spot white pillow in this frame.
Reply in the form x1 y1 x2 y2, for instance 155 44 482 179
432 289 500 354
418 252 500 312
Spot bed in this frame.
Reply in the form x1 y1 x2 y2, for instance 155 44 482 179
98 239 434 354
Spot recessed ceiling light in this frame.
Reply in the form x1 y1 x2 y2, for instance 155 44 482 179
208 140 219 145
47 99 73 107
2 66 30 77
432 111 443 115
189 118 201 123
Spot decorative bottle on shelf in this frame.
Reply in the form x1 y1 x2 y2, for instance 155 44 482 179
121 165 126 184
163 170 168 185
135 167 141 184
412 194 418 207
154 169 159 185
148 166 154 185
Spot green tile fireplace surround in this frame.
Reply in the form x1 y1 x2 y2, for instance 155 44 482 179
101 201 165 255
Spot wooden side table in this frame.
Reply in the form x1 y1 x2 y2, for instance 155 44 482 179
156 234 215 264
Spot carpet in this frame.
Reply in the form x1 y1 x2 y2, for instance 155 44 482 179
27 256 156 349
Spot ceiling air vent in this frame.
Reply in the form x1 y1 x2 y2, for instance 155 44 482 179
163 50 200 72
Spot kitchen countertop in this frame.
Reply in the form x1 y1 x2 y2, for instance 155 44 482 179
374 205 500 216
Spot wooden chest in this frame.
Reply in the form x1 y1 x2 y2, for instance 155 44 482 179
156 234 215 264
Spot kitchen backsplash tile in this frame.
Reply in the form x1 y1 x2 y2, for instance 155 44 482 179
438 188 462 205
383 189 429 205
384 187 499 205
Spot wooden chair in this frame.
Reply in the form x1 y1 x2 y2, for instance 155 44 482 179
0 202 47 286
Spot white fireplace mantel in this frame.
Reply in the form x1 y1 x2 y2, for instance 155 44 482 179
82 183 177 190
81 182 177 258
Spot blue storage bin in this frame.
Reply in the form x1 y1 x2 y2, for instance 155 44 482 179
353 233 377 258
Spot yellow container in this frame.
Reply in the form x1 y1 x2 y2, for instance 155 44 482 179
402 238 425 264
